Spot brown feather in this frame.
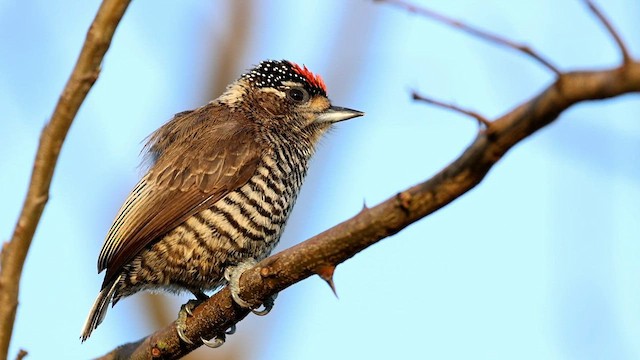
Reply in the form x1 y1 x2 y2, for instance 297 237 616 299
98 103 263 288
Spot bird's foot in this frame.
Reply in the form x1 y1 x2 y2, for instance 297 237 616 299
252 292 278 316
224 259 278 316
176 292 237 348
176 296 207 344
200 325 237 348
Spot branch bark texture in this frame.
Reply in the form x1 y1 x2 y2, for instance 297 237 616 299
0 1 131 359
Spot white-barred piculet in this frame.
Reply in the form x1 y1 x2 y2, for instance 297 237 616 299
80 60 364 346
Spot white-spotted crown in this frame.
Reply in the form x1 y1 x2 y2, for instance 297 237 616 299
242 60 327 97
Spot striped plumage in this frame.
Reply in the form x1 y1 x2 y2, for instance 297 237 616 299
81 60 363 342
114 139 310 300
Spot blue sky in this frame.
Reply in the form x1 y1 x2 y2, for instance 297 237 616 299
1 1 639 359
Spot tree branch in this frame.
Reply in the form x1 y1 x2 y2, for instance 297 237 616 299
376 0 562 76
0 1 131 358
411 91 491 127
13 349 26 360
583 0 632 64
98 60 640 359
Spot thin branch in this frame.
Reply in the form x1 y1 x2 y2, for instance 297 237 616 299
583 0 631 64
97 61 640 360
0 0 131 358
375 0 562 76
14 349 27 360
412 91 492 127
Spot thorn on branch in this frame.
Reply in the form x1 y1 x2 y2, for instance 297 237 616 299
412 91 492 128
315 265 338 298
584 0 631 64
377 0 562 76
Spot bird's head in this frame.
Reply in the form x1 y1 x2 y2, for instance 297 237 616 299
218 60 363 139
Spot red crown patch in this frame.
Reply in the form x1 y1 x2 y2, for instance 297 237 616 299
288 62 327 93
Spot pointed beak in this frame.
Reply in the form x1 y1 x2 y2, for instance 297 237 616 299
315 106 364 124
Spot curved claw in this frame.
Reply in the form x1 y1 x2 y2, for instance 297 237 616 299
176 297 207 344
177 326 194 345
230 288 252 308
225 324 236 335
252 303 272 316
227 259 257 308
202 334 226 348
226 259 279 316
252 292 278 316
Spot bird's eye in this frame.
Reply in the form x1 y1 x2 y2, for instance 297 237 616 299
286 88 309 103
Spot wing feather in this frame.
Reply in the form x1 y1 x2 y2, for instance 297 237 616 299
97 104 262 288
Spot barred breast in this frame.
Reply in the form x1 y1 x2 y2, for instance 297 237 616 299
113 144 309 302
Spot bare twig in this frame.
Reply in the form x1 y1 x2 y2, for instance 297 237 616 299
376 0 562 76
97 61 640 359
0 0 131 358
14 349 26 360
412 91 492 127
583 0 631 64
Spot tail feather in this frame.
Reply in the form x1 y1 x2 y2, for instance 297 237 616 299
80 275 121 342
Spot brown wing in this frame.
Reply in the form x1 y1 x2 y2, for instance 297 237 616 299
97 104 262 288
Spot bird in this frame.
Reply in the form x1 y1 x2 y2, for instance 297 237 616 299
80 59 364 345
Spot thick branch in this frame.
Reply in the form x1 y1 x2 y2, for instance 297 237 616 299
99 61 640 359
0 1 131 358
